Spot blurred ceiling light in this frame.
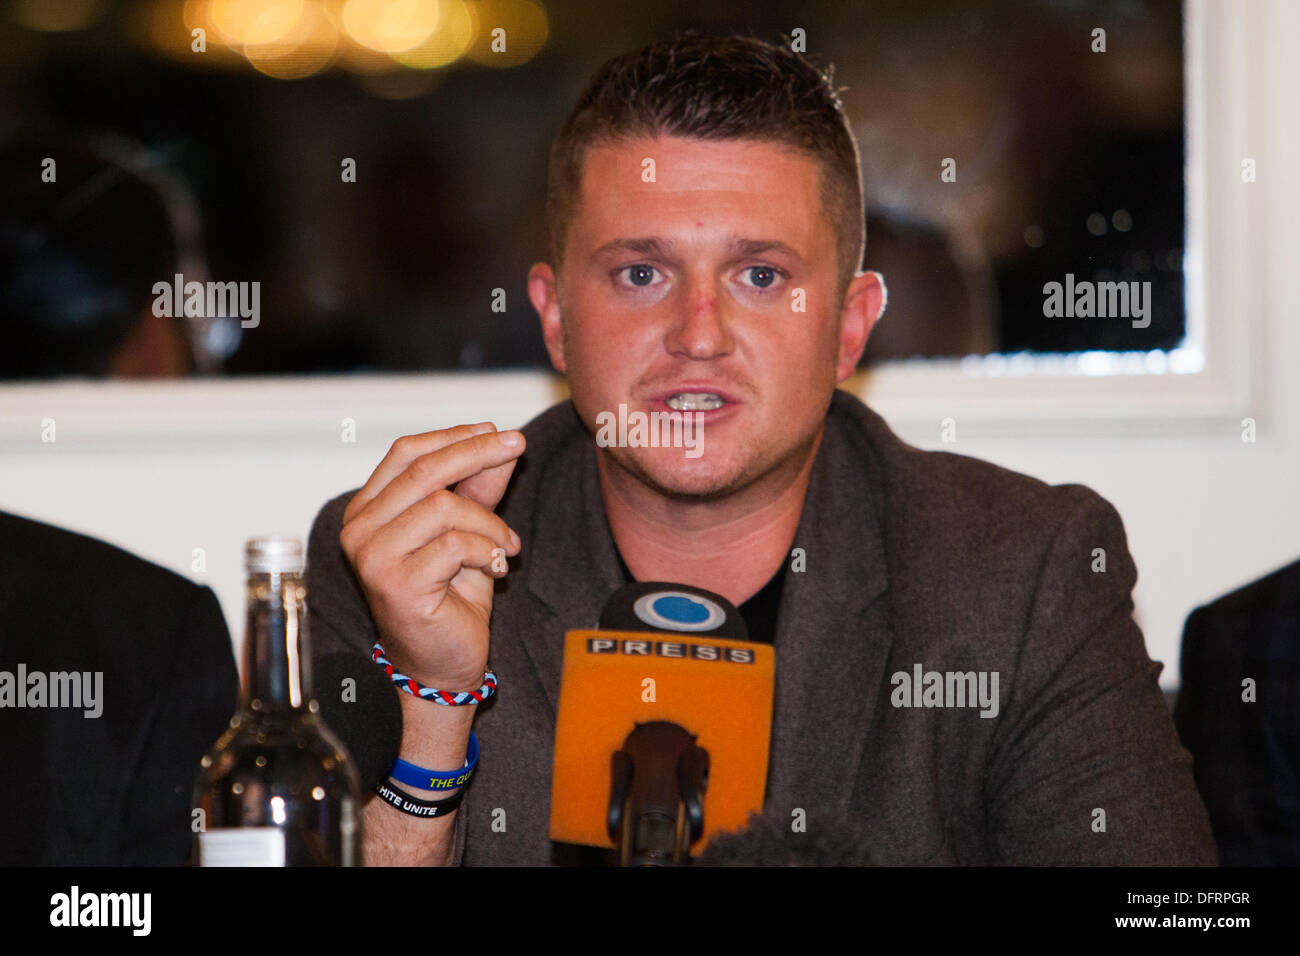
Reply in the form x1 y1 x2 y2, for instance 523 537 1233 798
135 0 533 77
389 0 473 70
10 0 107 32
463 0 547 68
244 0 338 78
207 0 278 45
340 0 439 54
244 0 306 45
134 0 241 66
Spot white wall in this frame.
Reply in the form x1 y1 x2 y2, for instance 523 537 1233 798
1 0 1294 689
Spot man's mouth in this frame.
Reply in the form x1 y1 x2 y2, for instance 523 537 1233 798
664 392 726 412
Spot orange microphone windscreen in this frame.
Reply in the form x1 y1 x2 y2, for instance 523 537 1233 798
549 628 775 850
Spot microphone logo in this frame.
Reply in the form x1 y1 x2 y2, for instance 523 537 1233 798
632 590 727 632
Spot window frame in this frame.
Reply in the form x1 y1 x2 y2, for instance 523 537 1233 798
0 0 1265 449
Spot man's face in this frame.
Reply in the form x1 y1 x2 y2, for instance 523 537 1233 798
532 134 877 501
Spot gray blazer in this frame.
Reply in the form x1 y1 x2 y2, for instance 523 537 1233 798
305 390 1217 865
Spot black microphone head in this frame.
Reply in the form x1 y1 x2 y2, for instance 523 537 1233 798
598 582 749 642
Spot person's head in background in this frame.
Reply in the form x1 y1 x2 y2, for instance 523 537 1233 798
529 33 886 506
0 131 204 379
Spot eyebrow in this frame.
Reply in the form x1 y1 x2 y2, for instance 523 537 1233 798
590 236 804 264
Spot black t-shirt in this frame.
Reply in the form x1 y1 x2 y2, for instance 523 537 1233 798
613 550 787 645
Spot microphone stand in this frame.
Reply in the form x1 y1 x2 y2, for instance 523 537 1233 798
606 721 709 866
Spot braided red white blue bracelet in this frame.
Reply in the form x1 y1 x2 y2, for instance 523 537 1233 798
371 641 497 705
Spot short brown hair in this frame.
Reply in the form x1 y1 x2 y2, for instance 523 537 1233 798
545 32 865 301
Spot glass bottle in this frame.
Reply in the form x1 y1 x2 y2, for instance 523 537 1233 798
194 537 361 865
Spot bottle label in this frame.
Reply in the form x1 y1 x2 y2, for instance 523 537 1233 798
199 827 286 867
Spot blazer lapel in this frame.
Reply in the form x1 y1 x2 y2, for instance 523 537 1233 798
521 432 624 713
766 408 894 818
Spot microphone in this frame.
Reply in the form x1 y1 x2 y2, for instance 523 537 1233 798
549 582 776 864
608 720 709 866
596 581 751 639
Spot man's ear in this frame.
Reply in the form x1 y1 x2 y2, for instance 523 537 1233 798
835 270 887 383
529 261 566 374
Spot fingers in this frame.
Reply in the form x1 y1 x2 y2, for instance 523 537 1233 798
401 529 512 588
346 422 497 522
453 454 521 513
349 428 526 533
377 488 520 563
350 521 508 610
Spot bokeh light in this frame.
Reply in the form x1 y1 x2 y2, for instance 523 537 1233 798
463 0 547 68
340 0 439 54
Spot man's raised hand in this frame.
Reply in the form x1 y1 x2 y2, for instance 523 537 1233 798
339 422 525 693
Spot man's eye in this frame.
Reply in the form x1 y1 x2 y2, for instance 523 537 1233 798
741 266 780 289
621 265 658 287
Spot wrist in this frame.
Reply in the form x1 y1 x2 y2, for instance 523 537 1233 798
374 779 467 818
371 641 495 704
395 691 474 785
390 731 478 792
374 634 486 694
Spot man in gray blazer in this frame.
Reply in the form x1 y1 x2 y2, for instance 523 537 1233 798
305 33 1216 866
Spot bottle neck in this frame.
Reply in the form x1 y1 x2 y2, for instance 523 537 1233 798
242 571 311 711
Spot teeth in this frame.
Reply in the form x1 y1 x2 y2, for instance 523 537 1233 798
666 392 725 411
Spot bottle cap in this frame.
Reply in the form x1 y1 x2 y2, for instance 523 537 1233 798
245 536 304 574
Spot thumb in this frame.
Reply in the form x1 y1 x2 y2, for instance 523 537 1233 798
453 452 522 513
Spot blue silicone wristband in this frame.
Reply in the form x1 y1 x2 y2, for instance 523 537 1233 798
389 731 479 792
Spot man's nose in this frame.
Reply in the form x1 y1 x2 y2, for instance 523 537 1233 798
663 277 734 360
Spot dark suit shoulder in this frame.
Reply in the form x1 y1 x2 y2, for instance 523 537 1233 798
308 491 358 562
832 390 1101 528
305 490 368 653
827 390 1128 602
0 510 213 606
0 510 228 667
0 511 236 865
1186 556 1300 626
